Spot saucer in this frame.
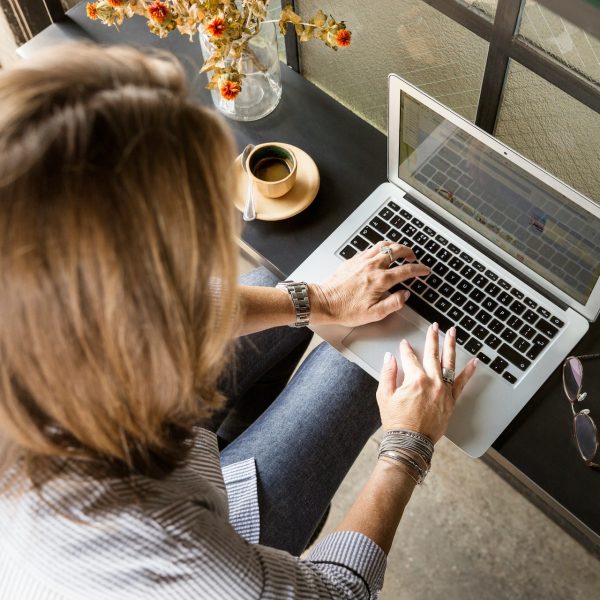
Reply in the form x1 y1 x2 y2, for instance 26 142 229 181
234 143 320 221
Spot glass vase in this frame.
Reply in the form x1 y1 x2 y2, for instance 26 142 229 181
199 22 282 122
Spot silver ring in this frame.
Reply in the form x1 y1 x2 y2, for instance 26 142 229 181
380 245 394 266
442 367 455 385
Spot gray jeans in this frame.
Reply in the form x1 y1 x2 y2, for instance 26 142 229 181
217 268 380 556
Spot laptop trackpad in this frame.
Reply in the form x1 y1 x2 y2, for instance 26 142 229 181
342 308 469 380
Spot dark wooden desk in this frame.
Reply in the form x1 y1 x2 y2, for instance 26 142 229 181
19 2 600 555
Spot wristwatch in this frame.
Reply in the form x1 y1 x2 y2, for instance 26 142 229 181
276 280 311 327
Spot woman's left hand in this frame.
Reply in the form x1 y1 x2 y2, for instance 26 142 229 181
310 240 430 328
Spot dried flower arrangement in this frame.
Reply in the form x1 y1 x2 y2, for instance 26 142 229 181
87 1 351 100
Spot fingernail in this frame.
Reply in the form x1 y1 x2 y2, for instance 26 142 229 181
472 358 479 367
432 322 439 332
448 326 456 337
384 351 392 365
403 291 411 301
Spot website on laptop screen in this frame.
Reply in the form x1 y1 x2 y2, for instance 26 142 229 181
398 93 600 305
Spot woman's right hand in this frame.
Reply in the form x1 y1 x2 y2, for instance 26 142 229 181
376 323 478 443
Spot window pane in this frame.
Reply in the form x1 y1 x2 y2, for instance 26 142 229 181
495 60 600 205
519 0 600 83
460 0 497 20
297 0 489 131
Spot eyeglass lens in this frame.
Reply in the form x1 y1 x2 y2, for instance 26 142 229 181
574 413 597 461
563 357 583 402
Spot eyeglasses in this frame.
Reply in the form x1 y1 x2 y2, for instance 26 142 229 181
562 354 600 468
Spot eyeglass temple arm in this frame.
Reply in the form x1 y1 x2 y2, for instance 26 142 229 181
576 353 600 362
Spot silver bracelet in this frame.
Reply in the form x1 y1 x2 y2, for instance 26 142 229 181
276 281 311 327
378 429 434 484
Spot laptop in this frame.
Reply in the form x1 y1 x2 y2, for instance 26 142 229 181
289 74 600 458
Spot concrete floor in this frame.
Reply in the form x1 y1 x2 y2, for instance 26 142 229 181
240 254 600 599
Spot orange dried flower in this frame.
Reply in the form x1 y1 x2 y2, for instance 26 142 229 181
220 80 241 100
207 17 226 37
148 1 169 23
107 0 123 6
336 29 351 47
86 2 98 20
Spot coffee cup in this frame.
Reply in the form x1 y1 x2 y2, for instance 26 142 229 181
246 143 297 198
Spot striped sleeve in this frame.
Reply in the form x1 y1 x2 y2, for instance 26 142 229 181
222 458 260 544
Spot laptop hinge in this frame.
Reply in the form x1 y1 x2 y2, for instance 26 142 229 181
402 193 571 312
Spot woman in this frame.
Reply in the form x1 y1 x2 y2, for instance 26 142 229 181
0 44 477 599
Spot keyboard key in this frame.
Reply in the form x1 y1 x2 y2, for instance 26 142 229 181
476 310 492 325
400 209 412 219
369 217 390 235
465 338 483 355
461 266 476 280
400 236 412 247
536 318 558 339
424 226 436 237
449 257 464 271
451 292 467 307
490 357 508 374
510 300 526 315
501 329 517 343
503 372 517 384
448 243 461 254
485 283 501 297
391 215 405 228
520 325 535 340
457 280 474 294
421 254 437 268
414 232 429 245
411 217 424 228
536 306 551 319
455 327 469 345
477 352 491 365
464 301 478 314
426 274 443 289
494 306 510 321
412 245 425 259
524 297 537 309
511 289 524 300
515 337 531 353
448 306 464 322
489 319 504 334
469 289 485 302
498 291 512 306
433 263 449 277
435 234 448 245
526 334 549 360
440 283 454 297
486 334 502 350
411 280 427 294
361 226 384 244
435 298 451 312
424 289 439 304
507 315 523 330
460 316 476 330
522 309 538 324
473 261 485 272
485 270 498 281
401 223 417 237
459 252 473 263
472 274 488 288
340 245 357 260
405 291 453 333
498 343 531 371
388 200 400 212
473 325 488 340
550 316 565 328
482 298 498 312
446 272 461 285
388 229 401 242
425 240 440 254
379 208 394 221
498 279 511 290
437 248 452 262
351 235 369 251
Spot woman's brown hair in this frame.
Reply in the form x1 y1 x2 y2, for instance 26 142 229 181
0 43 239 481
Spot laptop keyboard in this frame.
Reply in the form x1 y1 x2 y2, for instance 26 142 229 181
337 199 566 385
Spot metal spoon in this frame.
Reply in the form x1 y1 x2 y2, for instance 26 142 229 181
240 144 255 221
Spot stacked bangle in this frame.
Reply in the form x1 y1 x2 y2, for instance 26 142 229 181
378 429 434 484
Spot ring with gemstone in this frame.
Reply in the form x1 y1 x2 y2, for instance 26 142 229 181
442 367 455 385
380 245 394 266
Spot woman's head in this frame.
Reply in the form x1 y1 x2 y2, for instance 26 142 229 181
0 44 239 479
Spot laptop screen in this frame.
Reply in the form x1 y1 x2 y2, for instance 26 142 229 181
398 93 600 306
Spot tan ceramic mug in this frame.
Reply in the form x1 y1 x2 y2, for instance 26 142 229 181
246 143 297 198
